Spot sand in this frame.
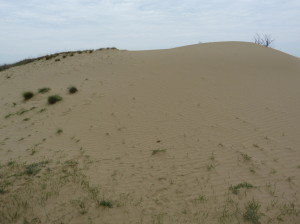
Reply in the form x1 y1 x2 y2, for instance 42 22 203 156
0 41 300 223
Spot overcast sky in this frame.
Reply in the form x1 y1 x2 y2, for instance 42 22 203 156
1 0 299 63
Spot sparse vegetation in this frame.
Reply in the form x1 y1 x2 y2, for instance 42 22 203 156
72 199 87 214
98 200 113 208
7 161 15 166
68 86 78 94
287 176 294 183
206 164 215 171
38 87 51 94
270 169 277 175
0 185 6 194
38 108 46 113
23 91 34 101
48 95 62 104
241 152 252 161
0 47 119 72
24 161 47 176
250 168 256 174
4 113 13 119
243 200 262 224
56 129 63 135
210 152 215 161
230 182 254 194
0 58 39 72
265 182 276 196
280 202 300 217
152 149 167 155
17 107 35 115
195 195 207 202
0 157 103 223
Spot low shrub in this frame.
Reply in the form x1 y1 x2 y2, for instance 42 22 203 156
48 95 62 104
23 92 34 100
68 86 78 94
98 200 113 208
38 87 51 94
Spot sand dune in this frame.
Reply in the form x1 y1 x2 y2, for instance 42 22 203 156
0 41 300 223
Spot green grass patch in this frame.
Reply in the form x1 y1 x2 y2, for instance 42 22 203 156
240 152 252 161
68 86 78 94
24 161 48 176
98 200 113 208
4 113 13 119
23 92 34 101
243 200 262 224
0 48 114 72
230 182 254 194
0 186 6 194
152 149 167 155
206 164 215 171
24 163 41 176
38 108 46 113
48 95 62 104
38 87 51 94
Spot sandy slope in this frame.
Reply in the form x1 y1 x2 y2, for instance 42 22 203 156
0 42 300 223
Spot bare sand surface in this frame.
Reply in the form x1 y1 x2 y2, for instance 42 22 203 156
0 42 300 223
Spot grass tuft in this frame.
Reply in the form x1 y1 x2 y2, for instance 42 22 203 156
48 95 62 105
38 87 51 94
230 182 254 194
206 164 215 171
68 86 78 94
24 163 41 176
0 186 6 194
241 152 252 161
24 161 48 176
98 200 113 208
152 149 167 155
23 92 34 101
243 200 262 224
4 113 13 119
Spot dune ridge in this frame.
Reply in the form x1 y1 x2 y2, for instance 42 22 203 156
0 42 300 223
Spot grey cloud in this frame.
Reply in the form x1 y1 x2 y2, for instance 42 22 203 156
0 0 299 63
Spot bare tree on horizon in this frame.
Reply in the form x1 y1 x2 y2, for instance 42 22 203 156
254 33 274 47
